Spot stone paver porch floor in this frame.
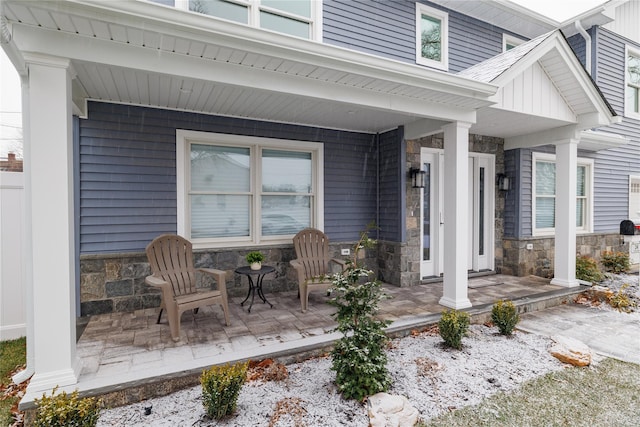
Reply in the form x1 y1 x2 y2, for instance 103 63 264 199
72 274 582 400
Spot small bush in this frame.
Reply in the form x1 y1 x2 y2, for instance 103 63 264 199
34 387 100 427
201 361 248 419
330 222 391 401
491 300 520 335
438 309 470 350
601 251 630 274
607 284 637 313
576 255 604 284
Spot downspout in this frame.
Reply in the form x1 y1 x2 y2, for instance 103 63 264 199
575 20 591 75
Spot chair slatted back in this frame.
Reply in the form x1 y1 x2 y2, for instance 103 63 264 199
146 234 197 297
293 228 330 279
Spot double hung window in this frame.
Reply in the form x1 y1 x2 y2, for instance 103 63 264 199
503 34 525 52
177 131 323 247
626 46 640 118
533 153 593 235
183 0 319 39
415 3 448 70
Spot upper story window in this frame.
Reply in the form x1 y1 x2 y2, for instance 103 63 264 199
533 152 593 236
182 0 320 40
177 130 324 248
415 3 448 71
626 46 640 118
503 34 525 52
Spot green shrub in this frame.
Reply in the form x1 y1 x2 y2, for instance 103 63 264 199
601 251 630 274
491 300 520 335
201 361 248 419
438 309 470 350
329 223 391 401
34 387 100 427
576 255 604 284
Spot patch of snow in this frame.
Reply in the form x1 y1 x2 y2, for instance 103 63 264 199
97 325 564 426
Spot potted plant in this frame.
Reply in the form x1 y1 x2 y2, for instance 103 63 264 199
246 251 265 270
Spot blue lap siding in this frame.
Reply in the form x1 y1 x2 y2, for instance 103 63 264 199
78 102 384 254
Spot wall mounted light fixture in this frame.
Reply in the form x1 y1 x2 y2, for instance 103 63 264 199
410 167 426 189
497 173 510 191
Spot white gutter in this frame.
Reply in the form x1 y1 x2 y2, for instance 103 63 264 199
575 19 592 75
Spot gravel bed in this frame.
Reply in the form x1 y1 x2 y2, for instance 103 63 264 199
97 325 564 426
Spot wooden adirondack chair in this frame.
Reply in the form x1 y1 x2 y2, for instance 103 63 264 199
290 228 346 313
145 234 230 341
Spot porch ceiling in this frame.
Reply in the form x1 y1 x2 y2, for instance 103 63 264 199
2 0 497 134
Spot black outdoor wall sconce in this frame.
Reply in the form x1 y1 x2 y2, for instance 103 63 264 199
410 167 426 189
497 173 510 191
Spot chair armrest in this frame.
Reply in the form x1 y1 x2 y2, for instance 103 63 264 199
198 268 227 291
145 274 170 289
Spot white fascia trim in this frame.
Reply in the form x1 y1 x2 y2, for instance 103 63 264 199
625 45 640 120
11 25 483 123
43 1 495 99
415 3 449 71
579 130 628 152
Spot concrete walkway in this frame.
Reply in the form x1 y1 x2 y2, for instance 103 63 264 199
518 304 640 364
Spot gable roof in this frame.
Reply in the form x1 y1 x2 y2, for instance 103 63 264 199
455 30 618 143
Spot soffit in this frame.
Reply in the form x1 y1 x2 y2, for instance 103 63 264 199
2 0 496 133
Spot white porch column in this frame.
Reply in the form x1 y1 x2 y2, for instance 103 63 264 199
551 139 580 288
23 54 80 392
439 122 472 309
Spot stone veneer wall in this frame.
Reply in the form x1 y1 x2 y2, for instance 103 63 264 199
502 233 629 278
399 133 506 285
80 243 373 316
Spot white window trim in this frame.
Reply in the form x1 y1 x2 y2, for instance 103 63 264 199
503 34 526 52
532 152 593 237
175 0 322 40
415 3 448 71
630 175 640 221
177 130 324 249
625 45 640 119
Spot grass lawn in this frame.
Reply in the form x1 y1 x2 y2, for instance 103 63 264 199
0 337 26 426
423 357 640 427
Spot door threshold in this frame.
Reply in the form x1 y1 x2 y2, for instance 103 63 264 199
420 270 496 284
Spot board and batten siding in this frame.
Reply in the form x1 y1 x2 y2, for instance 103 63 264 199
377 127 404 242
78 102 380 254
323 0 519 73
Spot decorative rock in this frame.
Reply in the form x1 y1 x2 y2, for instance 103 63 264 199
367 392 419 427
549 335 592 367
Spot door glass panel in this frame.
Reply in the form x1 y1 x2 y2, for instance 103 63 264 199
479 167 485 256
423 162 431 261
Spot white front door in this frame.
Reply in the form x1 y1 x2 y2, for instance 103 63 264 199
420 148 495 278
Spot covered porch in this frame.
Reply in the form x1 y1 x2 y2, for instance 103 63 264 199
1 0 620 405
49 274 583 408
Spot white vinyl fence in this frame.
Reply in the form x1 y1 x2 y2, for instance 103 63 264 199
0 171 25 340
